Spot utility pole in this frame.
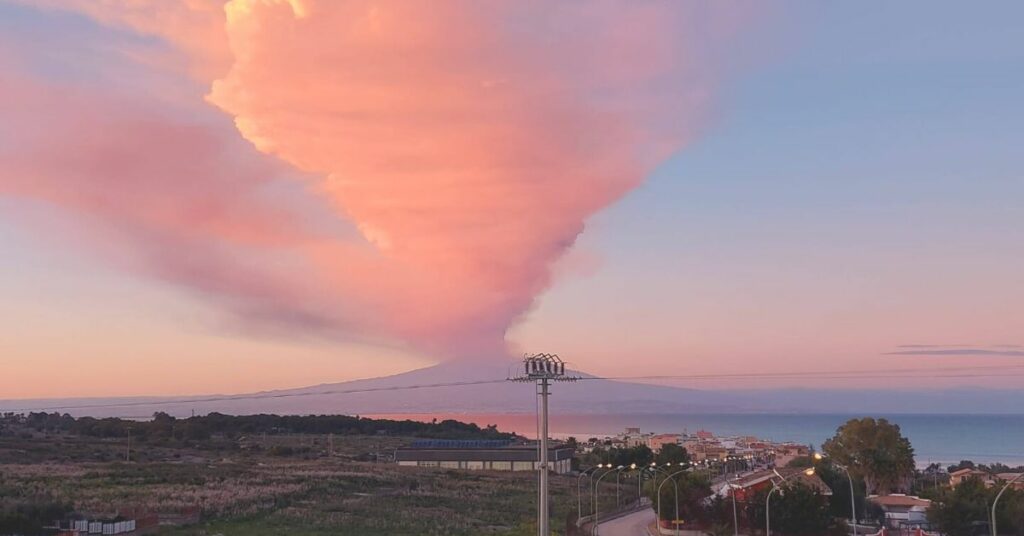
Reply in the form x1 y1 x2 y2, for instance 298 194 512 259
511 353 578 536
126 425 132 463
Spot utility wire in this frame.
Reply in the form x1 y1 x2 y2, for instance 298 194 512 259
5 379 509 413
9 364 1024 413
582 364 1024 382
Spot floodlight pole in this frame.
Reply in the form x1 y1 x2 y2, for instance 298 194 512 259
510 353 577 536
539 376 551 536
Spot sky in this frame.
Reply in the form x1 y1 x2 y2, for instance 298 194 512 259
1 1 1022 399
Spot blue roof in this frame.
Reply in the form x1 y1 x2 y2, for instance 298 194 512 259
409 439 515 449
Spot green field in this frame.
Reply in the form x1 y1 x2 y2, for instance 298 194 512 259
1 429 627 535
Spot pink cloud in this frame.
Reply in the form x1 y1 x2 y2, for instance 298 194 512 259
1 1 753 359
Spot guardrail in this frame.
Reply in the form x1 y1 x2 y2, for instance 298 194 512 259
567 499 648 535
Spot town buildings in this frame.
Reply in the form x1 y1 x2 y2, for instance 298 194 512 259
949 468 1024 490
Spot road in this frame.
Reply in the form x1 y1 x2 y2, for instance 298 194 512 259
595 507 656 536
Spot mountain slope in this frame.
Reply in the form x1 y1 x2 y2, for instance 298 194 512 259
4 361 1024 417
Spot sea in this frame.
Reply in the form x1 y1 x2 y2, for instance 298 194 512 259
368 413 1024 468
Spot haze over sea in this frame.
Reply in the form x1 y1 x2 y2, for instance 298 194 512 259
371 413 1024 468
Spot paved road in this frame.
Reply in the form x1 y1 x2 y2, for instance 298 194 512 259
595 507 656 536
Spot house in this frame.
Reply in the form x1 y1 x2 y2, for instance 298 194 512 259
949 468 989 488
703 444 729 461
717 467 832 502
394 439 574 473
994 473 1024 489
647 434 681 452
949 468 1024 490
867 494 931 528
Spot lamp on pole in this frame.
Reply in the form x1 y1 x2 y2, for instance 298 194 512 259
577 465 602 524
592 465 615 524
657 467 688 536
648 463 674 509
593 465 625 536
815 452 857 536
615 465 631 507
991 473 1024 536
766 467 815 536
726 479 740 536
637 464 652 505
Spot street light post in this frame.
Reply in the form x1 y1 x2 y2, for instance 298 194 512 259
657 468 688 536
991 473 1024 536
766 467 815 536
592 466 613 521
593 465 625 536
815 453 857 535
577 466 602 524
726 480 740 536
615 464 636 508
637 464 648 505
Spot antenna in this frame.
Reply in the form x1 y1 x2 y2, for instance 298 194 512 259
509 353 579 536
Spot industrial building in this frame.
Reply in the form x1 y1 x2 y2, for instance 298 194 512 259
395 439 574 473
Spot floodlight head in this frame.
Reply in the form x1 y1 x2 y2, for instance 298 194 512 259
509 352 579 382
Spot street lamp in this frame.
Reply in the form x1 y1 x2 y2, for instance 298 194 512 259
766 467 815 536
991 473 1024 536
725 478 741 536
815 452 858 536
593 465 625 536
577 465 602 524
629 463 644 505
592 465 615 522
657 467 689 536
615 464 631 507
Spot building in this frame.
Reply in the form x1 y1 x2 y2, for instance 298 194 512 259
867 494 931 528
394 439 574 473
617 427 653 448
950 468 1024 490
647 434 681 452
717 467 832 502
949 468 988 488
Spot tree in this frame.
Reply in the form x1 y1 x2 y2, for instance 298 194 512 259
745 483 838 536
655 443 690 466
648 471 713 525
948 460 976 473
928 476 1024 536
822 417 915 495
927 477 990 536
816 461 867 521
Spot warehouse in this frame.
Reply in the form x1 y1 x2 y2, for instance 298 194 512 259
395 439 574 473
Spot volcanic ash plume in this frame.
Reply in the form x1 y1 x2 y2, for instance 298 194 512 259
1 1 750 359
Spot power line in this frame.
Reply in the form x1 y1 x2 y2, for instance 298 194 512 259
582 364 1024 382
5 379 508 413
9 363 1024 413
